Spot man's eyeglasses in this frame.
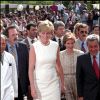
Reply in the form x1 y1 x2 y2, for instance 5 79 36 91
80 31 88 34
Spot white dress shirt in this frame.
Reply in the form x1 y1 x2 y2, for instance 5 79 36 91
27 37 37 46
74 39 88 52
90 52 100 68
55 36 63 45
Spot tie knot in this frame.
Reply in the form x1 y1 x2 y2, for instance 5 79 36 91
58 38 61 42
10 45 14 49
82 42 84 45
31 39 34 43
93 55 96 59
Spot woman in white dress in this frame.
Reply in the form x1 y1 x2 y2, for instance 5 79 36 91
29 20 65 100
60 32 84 100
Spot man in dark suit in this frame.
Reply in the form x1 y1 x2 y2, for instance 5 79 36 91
22 22 37 50
4 25 29 100
76 34 100 100
22 22 37 100
52 21 66 51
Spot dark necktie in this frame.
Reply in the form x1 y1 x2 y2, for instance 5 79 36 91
58 38 62 47
93 55 99 79
31 39 34 43
81 42 86 52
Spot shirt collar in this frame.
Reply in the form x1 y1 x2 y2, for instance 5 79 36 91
7 41 18 48
78 39 86 44
91 51 100 59
55 36 63 41
27 37 37 43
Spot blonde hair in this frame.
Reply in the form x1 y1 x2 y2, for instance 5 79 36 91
38 20 54 33
63 32 76 44
78 23 88 31
73 23 82 34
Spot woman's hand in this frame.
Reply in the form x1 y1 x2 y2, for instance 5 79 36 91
61 84 66 94
31 86 37 99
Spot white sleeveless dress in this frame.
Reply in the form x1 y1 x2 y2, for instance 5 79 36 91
33 40 60 100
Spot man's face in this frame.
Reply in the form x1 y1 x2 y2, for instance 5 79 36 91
87 40 99 56
55 26 65 37
0 37 6 53
28 26 37 39
78 27 88 41
8 28 18 43
93 27 99 35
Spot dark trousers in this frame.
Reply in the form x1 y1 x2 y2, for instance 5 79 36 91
27 86 33 100
96 91 100 100
15 79 23 100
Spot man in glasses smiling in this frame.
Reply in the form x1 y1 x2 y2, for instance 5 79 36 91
74 23 88 53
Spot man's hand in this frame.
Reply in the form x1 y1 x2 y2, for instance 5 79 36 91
78 97 83 100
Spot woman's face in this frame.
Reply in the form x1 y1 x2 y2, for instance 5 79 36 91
39 31 51 44
65 39 75 50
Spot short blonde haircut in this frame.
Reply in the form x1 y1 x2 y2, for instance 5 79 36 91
63 32 76 44
38 20 54 33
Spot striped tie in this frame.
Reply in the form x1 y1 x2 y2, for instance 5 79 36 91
10 46 17 62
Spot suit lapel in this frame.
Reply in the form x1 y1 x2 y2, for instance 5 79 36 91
5 44 9 52
25 38 30 50
16 43 20 63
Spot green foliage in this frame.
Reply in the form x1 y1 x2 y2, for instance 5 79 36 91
1 1 54 5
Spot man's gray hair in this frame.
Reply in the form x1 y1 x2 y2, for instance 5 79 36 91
86 34 99 44
54 21 65 30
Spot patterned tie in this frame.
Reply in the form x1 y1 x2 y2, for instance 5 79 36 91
10 46 17 62
93 55 99 79
81 42 86 52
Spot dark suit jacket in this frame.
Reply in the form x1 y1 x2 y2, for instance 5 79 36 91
22 38 30 50
52 37 66 51
5 42 29 95
76 53 100 100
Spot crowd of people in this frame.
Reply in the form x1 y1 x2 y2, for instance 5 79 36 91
0 1 100 100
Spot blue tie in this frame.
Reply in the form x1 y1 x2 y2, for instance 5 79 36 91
81 42 86 52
